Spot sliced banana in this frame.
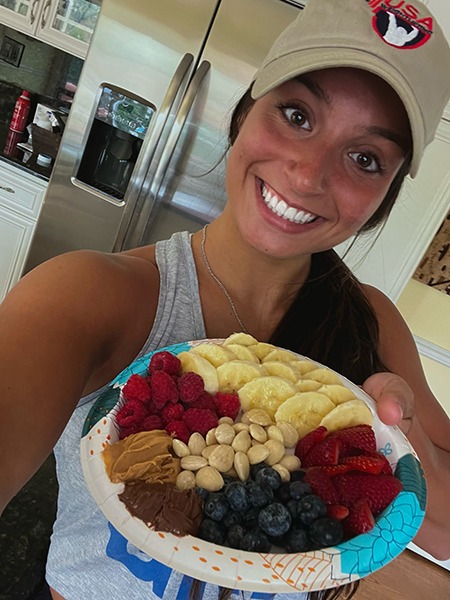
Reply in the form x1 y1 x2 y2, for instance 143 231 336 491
178 351 219 394
249 342 276 360
303 367 343 385
190 342 237 367
317 384 356 405
319 399 373 432
216 360 266 392
274 392 335 438
238 376 297 418
295 379 322 392
289 359 318 375
262 348 299 363
262 361 301 383
224 343 259 363
223 333 259 346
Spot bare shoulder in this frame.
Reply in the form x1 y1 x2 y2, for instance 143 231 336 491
2 246 160 388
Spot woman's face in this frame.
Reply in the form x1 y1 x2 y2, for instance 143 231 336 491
225 67 411 259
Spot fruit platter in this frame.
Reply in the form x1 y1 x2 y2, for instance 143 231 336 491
80 335 426 593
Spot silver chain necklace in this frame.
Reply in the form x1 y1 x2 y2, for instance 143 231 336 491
200 224 249 334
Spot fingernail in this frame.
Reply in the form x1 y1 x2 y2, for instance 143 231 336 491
395 401 404 420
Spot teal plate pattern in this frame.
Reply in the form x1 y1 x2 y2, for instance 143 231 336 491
80 340 427 593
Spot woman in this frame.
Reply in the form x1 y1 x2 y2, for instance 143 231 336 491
1 0 449 598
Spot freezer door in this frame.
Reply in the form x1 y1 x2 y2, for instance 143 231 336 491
134 0 303 247
24 0 221 271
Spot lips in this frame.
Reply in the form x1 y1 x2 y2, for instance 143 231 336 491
260 181 318 224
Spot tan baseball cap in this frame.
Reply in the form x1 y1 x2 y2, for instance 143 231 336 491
252 0 450 177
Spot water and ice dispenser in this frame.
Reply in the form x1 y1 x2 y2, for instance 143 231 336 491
76 85 155 202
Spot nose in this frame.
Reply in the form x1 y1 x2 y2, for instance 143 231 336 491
285 145 329 196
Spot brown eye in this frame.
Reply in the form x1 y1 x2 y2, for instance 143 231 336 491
281 106 311 130
349 152 380 173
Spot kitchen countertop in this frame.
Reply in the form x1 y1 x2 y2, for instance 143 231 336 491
0 122 53 182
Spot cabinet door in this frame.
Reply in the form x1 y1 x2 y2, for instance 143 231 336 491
37 0 101 58
0 204 35 302
0 0 43 35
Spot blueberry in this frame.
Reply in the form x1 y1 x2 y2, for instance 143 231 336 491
289 480 312 500
309 518 344 549
223 510 243 529
296 494 327 527
197 518 226 544
290 470 306 482
241 506 260 530
276 481 292 504
286 498 298 521
255 467 282 490
224 481 250 513
241 529 271 552
196 487 209 500
222 474 238 486
250 462 268 480
203 492 229 522
258 502 292 537
245 480 274 508
226 524 247 549
284 527 311 553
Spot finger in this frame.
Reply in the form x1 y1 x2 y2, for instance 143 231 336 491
362 372 414 432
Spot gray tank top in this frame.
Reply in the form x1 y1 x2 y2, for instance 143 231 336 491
46 231 306 600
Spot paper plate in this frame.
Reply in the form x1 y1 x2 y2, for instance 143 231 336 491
80 340 426 593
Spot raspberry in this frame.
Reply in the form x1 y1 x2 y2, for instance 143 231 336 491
178 372 204 404
122 374 151 403
150 370 179 409
189 391 217 412
141 414 164 431
183 408 218 436
161 402 185 424
213 392 240 420
166 419 190 444
149 351 181 376
116 399 147 429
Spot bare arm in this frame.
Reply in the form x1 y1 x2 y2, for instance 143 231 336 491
363 284 450 560
0 248 159 514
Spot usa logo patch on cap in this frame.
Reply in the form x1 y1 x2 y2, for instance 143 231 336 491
366 0 433 49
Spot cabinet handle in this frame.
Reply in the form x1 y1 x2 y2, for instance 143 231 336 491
30 0 40 25
41 0 52 29
0 185 15 194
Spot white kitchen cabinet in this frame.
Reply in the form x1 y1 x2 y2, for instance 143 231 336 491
0 160 46 301
0 0 101 59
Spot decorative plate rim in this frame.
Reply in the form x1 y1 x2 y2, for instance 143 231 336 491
80 339 426 593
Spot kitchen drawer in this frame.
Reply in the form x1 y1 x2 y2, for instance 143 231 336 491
0 161 47 221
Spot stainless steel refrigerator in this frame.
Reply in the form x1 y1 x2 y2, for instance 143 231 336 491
25 0 304 271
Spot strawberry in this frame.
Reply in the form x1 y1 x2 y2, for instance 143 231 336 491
334 472 403 515
295 426 328 462
302 436 341 467
340 454 388 474
344 499 375 536
327 504 349 521
304 469 339 504
307 464 351 476
329 424 377 457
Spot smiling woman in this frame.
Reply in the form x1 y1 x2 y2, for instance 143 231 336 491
0 1 450 600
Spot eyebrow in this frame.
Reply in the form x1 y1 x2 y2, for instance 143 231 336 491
294 75 332 105
294 75 410 154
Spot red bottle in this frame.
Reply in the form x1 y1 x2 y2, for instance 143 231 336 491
10 90 31 133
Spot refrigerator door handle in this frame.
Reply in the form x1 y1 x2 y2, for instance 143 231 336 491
125 59 212 249
113 53 195 252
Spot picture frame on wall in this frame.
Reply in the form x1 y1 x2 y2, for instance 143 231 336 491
413 211 450 296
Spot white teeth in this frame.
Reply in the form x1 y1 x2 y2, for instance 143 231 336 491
261 183 317 224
